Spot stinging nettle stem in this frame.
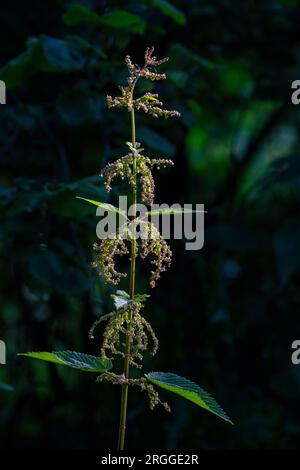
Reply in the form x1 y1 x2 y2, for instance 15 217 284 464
117 100 137 450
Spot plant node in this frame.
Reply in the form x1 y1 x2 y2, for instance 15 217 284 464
97 372 171 412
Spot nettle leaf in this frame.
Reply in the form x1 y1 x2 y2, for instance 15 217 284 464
100 10 145 34
111 290 130 310
18 351 112 372
111 291 150 310
150 0 186 25
146 372 232 424
76 197 127 218
63 4 101 26
134 293 150 303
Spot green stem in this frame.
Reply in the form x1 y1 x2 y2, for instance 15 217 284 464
117 104 137 450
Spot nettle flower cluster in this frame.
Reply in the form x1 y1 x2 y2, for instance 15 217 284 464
107 46 180 118
101 148 173 205
92 47 180 409
93 220 172 288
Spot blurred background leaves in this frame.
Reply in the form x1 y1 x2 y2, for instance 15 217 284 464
1 0 300 450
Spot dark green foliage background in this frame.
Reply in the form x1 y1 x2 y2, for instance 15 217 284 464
1 0 300 450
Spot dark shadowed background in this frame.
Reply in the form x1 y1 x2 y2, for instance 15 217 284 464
1 0 300 450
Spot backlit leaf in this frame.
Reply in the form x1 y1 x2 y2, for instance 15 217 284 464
18 351 112 372
76 197 127 218
146 372 232 423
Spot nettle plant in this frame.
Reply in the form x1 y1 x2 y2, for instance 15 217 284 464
20 47 232 449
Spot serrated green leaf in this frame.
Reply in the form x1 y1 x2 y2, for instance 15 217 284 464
150 0 186 24
146 372 232 423
76 197 127 218
18 351 112 372
134 293 150 302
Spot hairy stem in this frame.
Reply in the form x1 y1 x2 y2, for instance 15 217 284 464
117 98 137 450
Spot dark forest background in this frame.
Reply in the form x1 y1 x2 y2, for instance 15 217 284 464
1 0 300 450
